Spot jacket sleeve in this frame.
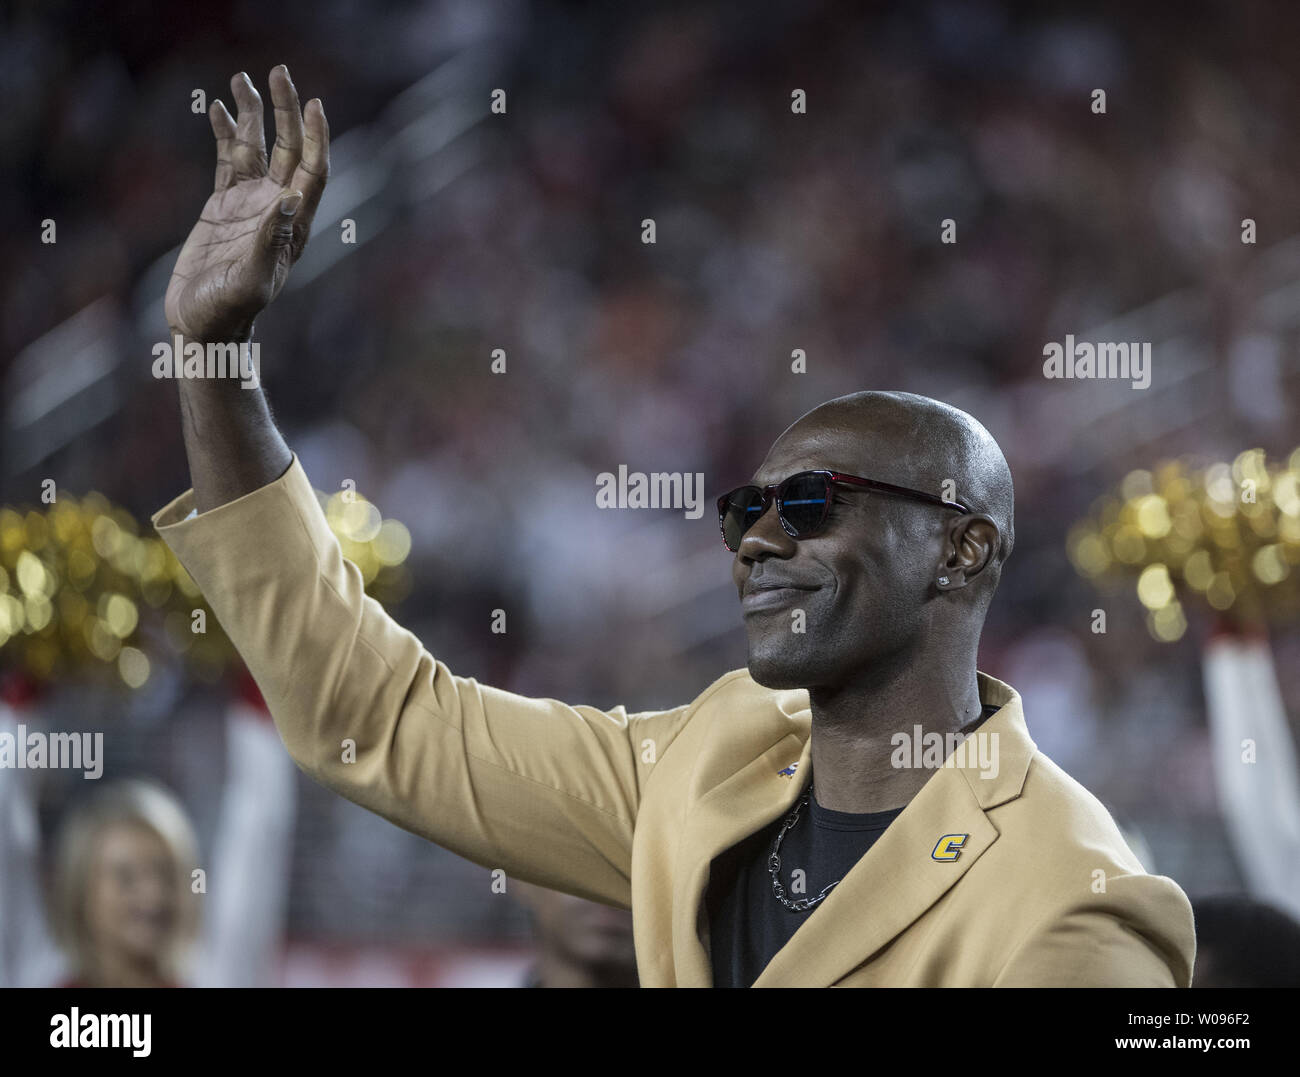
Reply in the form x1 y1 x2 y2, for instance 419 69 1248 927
991 874 1196 987
152 455 695 909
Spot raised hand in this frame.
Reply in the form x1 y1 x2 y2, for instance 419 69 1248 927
165 65 329 343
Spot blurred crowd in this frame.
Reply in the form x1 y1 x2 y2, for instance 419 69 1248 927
3 0 1300 979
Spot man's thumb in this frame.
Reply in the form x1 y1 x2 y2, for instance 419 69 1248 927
263 189 303 253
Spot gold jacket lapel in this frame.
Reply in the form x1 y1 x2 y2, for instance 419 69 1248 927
750 673 1034 987
750 764 998 986
672 730 814 986
670 671 1032 987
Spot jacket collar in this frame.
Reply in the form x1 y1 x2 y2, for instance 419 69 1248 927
672 670 1035 986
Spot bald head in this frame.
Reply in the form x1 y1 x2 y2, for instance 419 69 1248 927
780 391 1015 569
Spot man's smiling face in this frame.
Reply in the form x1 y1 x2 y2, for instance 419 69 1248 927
732 413 953 692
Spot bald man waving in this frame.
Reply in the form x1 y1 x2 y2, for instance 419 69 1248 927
154 66 1195 988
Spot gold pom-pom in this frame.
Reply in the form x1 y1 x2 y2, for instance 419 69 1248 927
1068 448 1300 641
0 488 411 688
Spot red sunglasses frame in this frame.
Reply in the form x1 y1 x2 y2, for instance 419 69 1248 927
717 469 971 551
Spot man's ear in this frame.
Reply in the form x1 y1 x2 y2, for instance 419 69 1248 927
934 514 999 591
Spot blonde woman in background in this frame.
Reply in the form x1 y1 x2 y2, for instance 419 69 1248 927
0 684 296 988
50 780 200 989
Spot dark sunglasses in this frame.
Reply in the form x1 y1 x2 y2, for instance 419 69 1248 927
717 470 970 552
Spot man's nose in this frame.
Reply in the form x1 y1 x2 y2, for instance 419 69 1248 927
736 501 796 563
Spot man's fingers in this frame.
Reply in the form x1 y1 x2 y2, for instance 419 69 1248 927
210 99 237 192
229 71 268 180
267 65 304 187
289 97 330 234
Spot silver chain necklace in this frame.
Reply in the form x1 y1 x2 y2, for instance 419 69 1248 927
769 707 993 911
768 786 840 912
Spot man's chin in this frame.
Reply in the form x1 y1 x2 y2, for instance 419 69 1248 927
745 651 814 691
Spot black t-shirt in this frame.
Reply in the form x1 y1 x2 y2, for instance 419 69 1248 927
705 791 903 987
705 703 1000 987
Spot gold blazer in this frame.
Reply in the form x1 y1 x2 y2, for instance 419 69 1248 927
154 457 1195 987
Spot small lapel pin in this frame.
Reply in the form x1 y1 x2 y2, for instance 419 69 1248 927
932 833 968 861
777 762 800 778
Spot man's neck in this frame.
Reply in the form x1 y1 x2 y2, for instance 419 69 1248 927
807 654 984 814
